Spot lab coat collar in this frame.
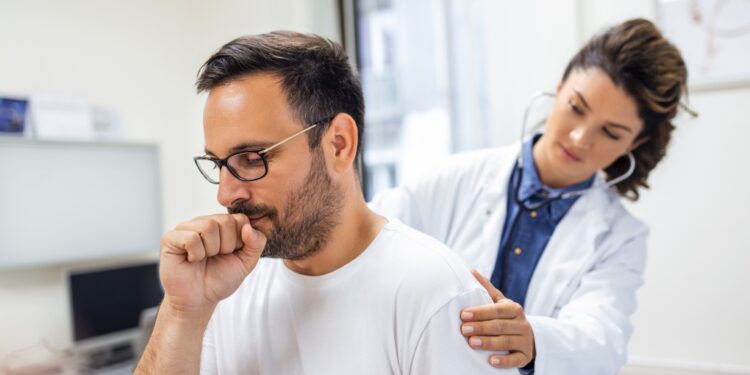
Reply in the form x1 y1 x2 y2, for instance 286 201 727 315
476 143 521 278
478 142 616 316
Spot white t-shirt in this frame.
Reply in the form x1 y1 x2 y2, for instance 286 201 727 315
200 219 517 375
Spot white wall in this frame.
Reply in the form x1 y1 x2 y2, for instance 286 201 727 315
482 0 580 147
0 0 338 359
625 87 750 372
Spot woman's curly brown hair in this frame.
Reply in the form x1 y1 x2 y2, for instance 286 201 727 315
561 18 689 200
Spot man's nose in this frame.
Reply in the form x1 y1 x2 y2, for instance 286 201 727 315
217 166 251 208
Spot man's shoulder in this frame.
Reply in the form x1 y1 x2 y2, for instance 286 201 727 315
375 219 489 303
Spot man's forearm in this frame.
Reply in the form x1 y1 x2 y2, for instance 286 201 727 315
134 298 215 375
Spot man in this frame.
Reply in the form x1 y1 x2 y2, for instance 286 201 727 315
135 31 515 374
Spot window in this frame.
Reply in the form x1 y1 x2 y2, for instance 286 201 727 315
345 0 492 198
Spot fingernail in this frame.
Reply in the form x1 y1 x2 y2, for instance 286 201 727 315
470 337 482 347
461 311 473 320
491 357 500 365
461 325 474 334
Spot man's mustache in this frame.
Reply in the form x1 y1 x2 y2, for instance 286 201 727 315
228 201 278 220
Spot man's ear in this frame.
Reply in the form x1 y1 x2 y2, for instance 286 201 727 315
323 113 358 173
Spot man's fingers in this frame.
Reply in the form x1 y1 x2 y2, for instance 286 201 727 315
211 214 239 254
461 298 522 321
470 269 505 302
175 219 221 257
488 352 531 369
231 213 251 246
162 230 207 263
467 334 526 352
461 319 526 337
235 223 266 274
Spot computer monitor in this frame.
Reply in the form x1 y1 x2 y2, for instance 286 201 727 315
68 262 163 353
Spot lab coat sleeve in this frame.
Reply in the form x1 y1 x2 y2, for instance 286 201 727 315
408 289 520 375
527 228 647 375
369 182 425 230
369 148 496 236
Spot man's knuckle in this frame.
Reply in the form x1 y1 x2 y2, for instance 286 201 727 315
209 219 222 236
217 214 233 228
187 231 201 245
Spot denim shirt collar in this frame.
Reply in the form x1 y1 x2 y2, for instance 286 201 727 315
517 134 595 222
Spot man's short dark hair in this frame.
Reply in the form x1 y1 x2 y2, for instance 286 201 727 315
196 31 365 171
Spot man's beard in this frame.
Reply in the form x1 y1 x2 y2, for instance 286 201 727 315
228 148 343 260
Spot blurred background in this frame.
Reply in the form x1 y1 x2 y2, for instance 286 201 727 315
0 0 748 374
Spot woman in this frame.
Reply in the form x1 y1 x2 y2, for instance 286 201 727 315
371 18 689 374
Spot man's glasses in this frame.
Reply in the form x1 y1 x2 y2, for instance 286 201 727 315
193 117 331 184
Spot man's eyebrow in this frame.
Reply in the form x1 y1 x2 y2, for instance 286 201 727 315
204 142 274 157
574 90 592 112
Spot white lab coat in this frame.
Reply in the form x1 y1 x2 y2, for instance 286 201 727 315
370 143 648 375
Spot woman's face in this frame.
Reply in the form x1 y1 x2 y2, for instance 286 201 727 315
534 68 645 188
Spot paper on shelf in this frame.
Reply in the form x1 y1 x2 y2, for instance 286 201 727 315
30 93 95 140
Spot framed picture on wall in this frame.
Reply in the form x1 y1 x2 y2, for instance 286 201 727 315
657 0 750 90
0 96 29 136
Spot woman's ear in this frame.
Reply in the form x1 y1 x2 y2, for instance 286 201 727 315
628 136 650 152
324 113 358 173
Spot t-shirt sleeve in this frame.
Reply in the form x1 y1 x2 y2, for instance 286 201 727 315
408 288 519 375
199 315 219 375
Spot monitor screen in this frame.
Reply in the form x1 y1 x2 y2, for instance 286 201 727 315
69 262 163 342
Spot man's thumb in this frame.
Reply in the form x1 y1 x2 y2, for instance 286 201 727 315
236 223 266 273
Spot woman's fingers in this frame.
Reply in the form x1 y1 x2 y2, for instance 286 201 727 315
470 269 506 302
461 318 526 336
461 298 523 321
467 334 526 352
488 352 532 369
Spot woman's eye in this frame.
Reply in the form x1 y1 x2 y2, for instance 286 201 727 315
603 127 620 141
568 100 584 115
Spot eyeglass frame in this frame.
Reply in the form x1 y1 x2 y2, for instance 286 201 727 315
193 116 333 184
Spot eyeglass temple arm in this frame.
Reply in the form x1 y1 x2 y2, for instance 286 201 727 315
259 123 319 155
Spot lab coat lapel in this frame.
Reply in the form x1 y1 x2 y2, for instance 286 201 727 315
477 144 520 279
523 183 611 316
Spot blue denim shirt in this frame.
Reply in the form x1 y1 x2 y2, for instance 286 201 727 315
490 136 594 306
